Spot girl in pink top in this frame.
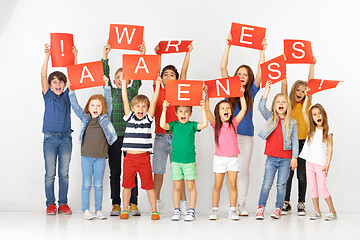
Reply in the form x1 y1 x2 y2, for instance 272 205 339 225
204 86 246 220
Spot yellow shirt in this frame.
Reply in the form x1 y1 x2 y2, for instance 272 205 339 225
292 102 310 140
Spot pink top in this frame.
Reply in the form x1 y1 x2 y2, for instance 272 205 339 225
211 118 240 156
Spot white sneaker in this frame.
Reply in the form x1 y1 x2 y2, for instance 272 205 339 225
83 210 96 220
184 209 195 222
209 207 219 220
324 212 337 221
156 199 162 213
171 209 181 221
96 211 107 220
180 200 188 216
237 202 249 216
229 207 240 220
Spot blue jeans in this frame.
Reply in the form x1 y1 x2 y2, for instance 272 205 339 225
152 133 173 174
81 156 106 212
43 132 72 207
258 156 291 208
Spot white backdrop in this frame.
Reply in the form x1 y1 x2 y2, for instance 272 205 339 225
1 0 359 213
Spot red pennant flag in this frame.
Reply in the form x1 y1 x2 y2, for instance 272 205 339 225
122 55 159 80
284 39 314 64
307 79 342 96
204 76 243 98
260 55 286 88
155 40 193 54
108 24 144 51
50 33 75 67
166 80 203 106
229 22 266 50
67 61 104 90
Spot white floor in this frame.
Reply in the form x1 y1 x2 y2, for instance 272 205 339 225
0 211 358 240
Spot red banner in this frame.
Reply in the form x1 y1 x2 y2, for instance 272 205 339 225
284 39 314 64
204 76 243 98
229 22 266 50
67 61 104 90
260 55 286 88
155 40 193 54
108 24 144 51
166 80 203 106
123 55 159 80
307 79 342 95
50 33 75 67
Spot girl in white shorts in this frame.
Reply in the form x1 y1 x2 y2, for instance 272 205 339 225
204 86 246 220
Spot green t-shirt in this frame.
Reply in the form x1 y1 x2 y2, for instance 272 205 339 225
167 121 200 163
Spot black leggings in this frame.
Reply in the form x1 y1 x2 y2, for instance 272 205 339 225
284 139 307 203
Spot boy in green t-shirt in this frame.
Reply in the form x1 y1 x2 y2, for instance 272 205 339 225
160 100 208 222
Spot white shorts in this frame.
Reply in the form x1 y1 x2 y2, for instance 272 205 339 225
213 155 240 173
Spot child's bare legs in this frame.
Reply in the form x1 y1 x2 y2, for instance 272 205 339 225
146 189 158 212
173 180 183 208
227 171 238 207
155 174 186 201
212 173 225 207
325 196 336 215
312 198 320 213
122 188 131 212
186 180 197 209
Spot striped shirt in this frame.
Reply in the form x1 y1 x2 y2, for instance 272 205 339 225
122 111 154 152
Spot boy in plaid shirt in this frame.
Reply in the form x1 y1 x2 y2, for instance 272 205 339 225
102 42 146 216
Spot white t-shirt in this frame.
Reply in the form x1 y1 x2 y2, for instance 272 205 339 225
299 128 333 166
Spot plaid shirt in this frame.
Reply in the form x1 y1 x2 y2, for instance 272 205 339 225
102 59 142 137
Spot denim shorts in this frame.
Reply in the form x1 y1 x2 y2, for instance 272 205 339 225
152 133 173 174
171 162 197 181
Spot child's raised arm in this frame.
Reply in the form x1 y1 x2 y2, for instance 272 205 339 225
149 76 162 118
281 54 288 96
41 44 51 94
220 34 232 78
197 100 209 130
203 85 215 125
72 46 78 65
306 56 316 104
235 86 247 124
139 41 146 55
154 44 162 85
302 87 311 127
254 38 267 88
179 43 193 80
121 73 131 116
160 100 170 131
258 80 272 120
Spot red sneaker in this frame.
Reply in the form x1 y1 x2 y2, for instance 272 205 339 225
58 204 72 215
271 208 282 219
46 204 57 215
255 206 265 220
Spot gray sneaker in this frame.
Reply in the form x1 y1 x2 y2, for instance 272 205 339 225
297 203 306 216
110 204 121 216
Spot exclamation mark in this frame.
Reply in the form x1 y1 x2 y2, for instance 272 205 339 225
318 79 324 89
60 40 64 56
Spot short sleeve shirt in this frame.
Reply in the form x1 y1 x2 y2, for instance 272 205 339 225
167 121 199 163
211 118 240 156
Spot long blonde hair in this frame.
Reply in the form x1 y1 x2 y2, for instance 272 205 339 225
267 93 292 136
307 104 329 143
289 80 307 109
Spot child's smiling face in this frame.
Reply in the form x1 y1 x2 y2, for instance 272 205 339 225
50 77 65 95
175 106 192 124
295 84 306 102
218 102 232 122
131 101 149 119
88 99 103 118
311 107 323 127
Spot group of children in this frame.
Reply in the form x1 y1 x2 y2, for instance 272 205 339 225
41 34 337 222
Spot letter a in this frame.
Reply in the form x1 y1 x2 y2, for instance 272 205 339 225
80 66 95 83
216 79 230 96
134 57 149 73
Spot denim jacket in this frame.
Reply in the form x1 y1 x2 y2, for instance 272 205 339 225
69 86 117 145
258 97 299 158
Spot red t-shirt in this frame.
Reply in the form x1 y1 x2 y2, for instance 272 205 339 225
154 85 178 134
264 117 292 159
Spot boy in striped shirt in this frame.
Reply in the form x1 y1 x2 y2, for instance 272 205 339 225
119 74 161 220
